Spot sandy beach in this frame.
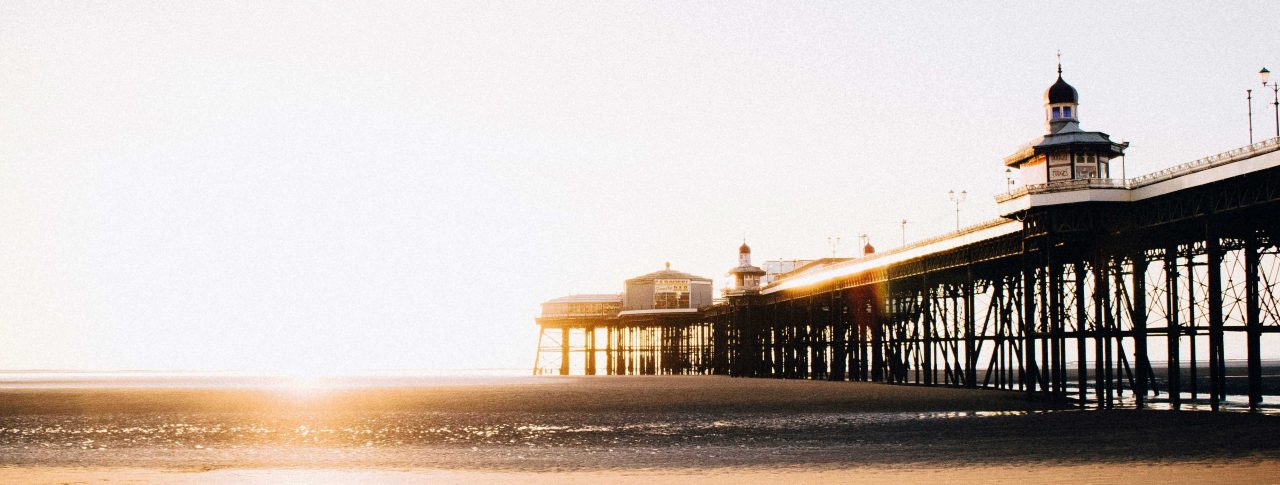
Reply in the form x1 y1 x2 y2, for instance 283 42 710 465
1 376 1278 483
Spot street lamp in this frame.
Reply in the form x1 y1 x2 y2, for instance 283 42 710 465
900 219 908 246
1004 168 1015 194
1261 67 1279 138
1248 88 1254 144
947 189 967 231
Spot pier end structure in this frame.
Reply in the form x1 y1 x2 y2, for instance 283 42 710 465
534 263 714 376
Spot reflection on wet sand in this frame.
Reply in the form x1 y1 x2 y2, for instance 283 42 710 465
0 375 1278 481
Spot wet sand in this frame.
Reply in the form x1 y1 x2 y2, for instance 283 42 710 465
1 376 1278 483
4 462 1280 485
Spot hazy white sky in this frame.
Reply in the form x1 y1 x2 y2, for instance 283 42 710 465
1 1 1277 372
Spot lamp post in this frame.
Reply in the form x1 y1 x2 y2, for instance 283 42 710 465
947 189 967 231
827 236 841 258
900 219 907 246
1118 140 1127 180
1248 88 1254 144
1004 168 1015 194
1262 68 1279 138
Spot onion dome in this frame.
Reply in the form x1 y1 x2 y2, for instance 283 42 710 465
739 242 751 254
1044 69 1078 104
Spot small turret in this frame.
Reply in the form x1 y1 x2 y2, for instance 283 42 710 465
1044 62 1080 133
726 240 766 295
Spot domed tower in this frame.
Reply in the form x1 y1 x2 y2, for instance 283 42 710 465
726 240 766 295
1044 63 1079 133
1002 59 1129 187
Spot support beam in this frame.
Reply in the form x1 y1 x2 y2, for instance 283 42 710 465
1132 251 1149 408
1207 232 1225 411
922 271 933 386
1245 234 1263 409
560 327 571 376
1023 244 1039 399
1075 262 1088 407
965 265 977 388
1166 246 1182 409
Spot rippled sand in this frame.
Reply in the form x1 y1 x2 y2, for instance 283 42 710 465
1 376 1278 483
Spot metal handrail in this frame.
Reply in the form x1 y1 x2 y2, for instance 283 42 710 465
1128 136 1279 187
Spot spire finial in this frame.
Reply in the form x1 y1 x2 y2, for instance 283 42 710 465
1056 50 1062 75
665 261 670 270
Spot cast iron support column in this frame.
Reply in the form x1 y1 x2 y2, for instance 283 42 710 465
1023 243 1038 399
1166 246 1182 409
1245 234 1263 409
1207 233 1225 411
1048 242 1064 401
586 326 597 376
560 327 571 376
922 271 933 386
1074 262 1088 406
1093 254 1107 406
1132 251 1149 408
872 283 886 382
965 265 977 388
832 291 847 381
1188 255 1199 401
606 326 614 376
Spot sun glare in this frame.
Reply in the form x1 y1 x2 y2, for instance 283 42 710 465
263 364 352 396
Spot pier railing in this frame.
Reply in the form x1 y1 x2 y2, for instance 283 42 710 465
995 136 1280 203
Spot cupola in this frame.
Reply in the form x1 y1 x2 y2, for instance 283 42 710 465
1044 63 1079 133
726 240 766 295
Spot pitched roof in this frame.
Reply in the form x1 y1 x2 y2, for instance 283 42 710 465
625 268 713 283
727 264 766 276
1004 122 1126 166
542 294 623 304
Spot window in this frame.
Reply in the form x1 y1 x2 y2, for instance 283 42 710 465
654 279 690 309
1063 106 1072 118
654 292 689 309
1052 107 1061 119
1074 152 1098 179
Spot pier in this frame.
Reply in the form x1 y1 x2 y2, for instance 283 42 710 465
535 70 1280 411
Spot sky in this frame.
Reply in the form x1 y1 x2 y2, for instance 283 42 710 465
1 1 1277 373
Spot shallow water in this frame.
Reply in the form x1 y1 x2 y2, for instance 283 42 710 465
0 409 1035 450
1 375 1277 470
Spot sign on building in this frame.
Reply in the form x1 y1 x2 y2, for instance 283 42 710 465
1049 152 1071 181
654 279 690 294
654 278 691 309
